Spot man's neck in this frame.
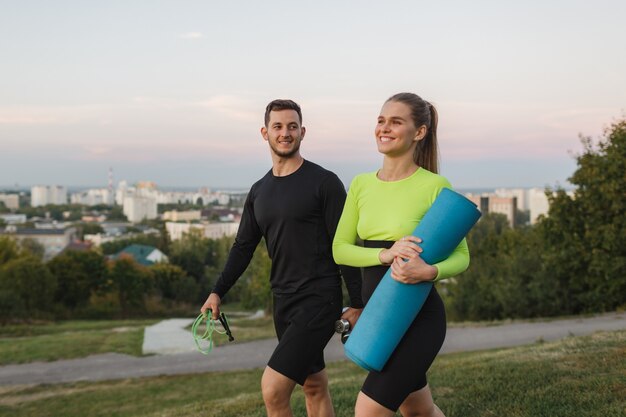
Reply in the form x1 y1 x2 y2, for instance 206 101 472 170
271 154 304 177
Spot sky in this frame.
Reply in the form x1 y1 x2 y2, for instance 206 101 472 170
1 0 624 191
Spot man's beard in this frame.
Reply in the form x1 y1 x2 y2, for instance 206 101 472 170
269 138 301 158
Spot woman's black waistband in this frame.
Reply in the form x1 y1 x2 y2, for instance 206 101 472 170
363 240 394 249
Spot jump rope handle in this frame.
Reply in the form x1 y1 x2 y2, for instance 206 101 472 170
206 309 234 342
218 313 235 342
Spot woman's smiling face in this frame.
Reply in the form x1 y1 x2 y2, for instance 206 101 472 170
375 100 425 157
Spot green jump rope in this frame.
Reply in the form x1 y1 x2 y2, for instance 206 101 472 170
191 310 234 354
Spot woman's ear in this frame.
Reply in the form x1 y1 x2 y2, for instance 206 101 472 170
414 125 427 142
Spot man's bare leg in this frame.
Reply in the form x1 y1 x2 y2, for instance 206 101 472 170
302 369 335 417
261 366 297 417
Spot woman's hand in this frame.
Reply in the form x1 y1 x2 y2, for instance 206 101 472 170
381 235 438 284
390 251 438 284
378 235 423 265
378 236 437 283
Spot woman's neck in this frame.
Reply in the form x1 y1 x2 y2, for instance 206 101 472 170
378 156 419 182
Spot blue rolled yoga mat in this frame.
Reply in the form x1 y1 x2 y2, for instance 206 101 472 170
344 188 481 371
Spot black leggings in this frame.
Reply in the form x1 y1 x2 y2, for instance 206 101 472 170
360 240 447 412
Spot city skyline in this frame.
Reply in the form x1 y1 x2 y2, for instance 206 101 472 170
1 1 624 189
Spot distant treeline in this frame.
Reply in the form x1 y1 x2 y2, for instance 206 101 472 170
0 229 270 322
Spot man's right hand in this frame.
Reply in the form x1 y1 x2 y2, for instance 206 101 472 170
341 307 363 329
201 293 221 320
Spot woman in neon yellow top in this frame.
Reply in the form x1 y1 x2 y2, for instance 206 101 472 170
333 93 469 416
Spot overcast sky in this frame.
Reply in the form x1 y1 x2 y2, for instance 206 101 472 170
1 0 624 190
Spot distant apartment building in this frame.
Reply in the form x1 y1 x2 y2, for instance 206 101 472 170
0 214 27 225
202 207 242 222
83 233 118 247
466 195 489 214
31 185 67 207
0 193 19 210
1 226 77 260
115 179 234 208
166 222 203 241
465 193 517 227
489 196 517 227
99 222 133 237
34 221 73 229
115 180 130 206
166 221 239 241
210 192 230 206
85 224 159 247
529 188 550 225
156 191 193 205
204 222 239 239
70 188 114 206
81 214 107 223
156 190 231 206
123 195 158 223
136 181 157 191
162 210 202 222
495 188 529 211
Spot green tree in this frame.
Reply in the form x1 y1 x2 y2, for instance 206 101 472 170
0 289 21 324
48 250 107 311
75 223 105 240
48 254 88 311
493 225 548 318
168 229 213 281
203 235 238 303
107 206 127 221
540 117 626 312
239 240 272 311
108 257 151 317
151 263 197 302
19 238 45 260
444 213 511 321
0 237 26 322
0 236 21 266
16 203 84 221
514 209 530 227
73 250 108 291
0 255 57 320
156 221 171 255
536 189 587 314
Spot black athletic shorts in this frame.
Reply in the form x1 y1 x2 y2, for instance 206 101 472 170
361 241 447 411
268 283 342 385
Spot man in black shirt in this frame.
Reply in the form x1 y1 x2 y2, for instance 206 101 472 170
201 99 363 417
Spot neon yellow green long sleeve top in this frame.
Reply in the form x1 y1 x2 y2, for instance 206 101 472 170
332 168 470 281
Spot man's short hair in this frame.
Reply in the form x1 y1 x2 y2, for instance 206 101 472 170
264 99 302 126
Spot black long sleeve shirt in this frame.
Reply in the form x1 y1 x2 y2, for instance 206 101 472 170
212 160 363 308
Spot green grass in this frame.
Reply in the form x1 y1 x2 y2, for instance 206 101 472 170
0 320 158 365
0 320 159 338
0 315 275 365
1 330 624 417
